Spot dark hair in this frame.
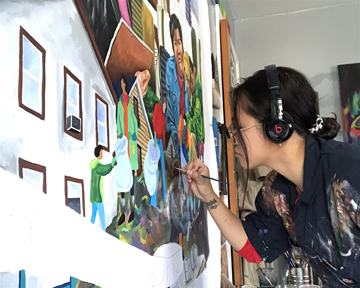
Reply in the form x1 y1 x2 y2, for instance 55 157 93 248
191 28 197 70
189 57 194 72
94 145 103 157
169 14 183 52
232 66 341 209
120 74 129 94
232 67 340 161
189 57 195 83
232 66 340 140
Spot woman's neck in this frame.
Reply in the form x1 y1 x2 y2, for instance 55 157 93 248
267 135 306 191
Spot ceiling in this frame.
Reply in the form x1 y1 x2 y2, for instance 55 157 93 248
222 0 358 21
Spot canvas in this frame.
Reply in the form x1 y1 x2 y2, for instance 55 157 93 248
338 63 360 144
0 0 210 287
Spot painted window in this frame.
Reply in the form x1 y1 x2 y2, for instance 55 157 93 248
18 26 46 120
96 94 110 152
18 158 47 194
64 66 83 141
133 96 140 128
65 176 85 217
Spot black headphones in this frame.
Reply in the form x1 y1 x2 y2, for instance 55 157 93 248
263 65 294 143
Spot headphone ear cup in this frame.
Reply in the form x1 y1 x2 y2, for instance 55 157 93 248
264 112 294 143
283 112 295 135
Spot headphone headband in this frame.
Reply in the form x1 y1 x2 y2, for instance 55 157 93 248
265 65 283 120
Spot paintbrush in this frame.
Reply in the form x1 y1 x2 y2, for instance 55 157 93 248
174 167 230 186
258 267 273 287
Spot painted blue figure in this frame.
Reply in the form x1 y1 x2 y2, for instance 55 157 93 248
165 14 190 173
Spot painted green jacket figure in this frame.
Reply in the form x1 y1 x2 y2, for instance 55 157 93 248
116 75 138 226
186 72 204 160
90 145 116 231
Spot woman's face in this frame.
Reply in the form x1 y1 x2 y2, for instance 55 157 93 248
233 108 271 169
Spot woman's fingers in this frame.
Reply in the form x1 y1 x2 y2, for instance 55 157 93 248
190 182 204 201
185 159 206 176
184 161 194 171
198 165 208 177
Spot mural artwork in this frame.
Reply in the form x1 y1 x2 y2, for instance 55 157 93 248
0 0 208 287
338 63 360 145
0 271 100 288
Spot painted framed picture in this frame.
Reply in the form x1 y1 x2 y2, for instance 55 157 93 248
338 63 360 144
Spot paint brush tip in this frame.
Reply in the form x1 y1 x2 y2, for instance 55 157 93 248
174 167 187 173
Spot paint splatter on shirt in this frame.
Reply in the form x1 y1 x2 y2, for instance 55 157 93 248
242 136 360 287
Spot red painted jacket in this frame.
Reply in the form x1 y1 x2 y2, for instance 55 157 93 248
153 103 166 148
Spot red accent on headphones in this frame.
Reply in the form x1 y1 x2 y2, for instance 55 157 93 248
275 125 282 134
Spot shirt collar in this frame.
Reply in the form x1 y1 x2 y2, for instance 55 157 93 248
271 136 320 205
271 172 296 194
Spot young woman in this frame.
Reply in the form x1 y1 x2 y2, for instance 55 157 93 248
185 65 360 287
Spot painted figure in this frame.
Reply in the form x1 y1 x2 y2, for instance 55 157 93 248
116 75 138 226
89 145 116 231
135 70 151 97
152 102 167 205
165 14 190 169
144 138 160 206
186 55 204 162
184 55 203 219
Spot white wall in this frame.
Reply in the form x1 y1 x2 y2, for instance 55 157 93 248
0 0 118 228
0 167 182 288
190 1 221 287
220 0 236 48
234 2 360 141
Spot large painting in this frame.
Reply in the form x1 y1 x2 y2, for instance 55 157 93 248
0 0 208 287
338 63 360 144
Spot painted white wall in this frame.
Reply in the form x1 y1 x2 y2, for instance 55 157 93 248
0 167 183 288
189 1 221 287
0 0 118 229
234 2 360 141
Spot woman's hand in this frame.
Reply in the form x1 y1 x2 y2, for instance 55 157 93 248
186 160 249 251
185 159 215 202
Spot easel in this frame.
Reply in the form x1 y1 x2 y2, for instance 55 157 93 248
220 19 243 287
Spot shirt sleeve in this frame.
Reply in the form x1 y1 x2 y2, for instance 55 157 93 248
94 162 113 176
242 188 290 263
235 239 263 263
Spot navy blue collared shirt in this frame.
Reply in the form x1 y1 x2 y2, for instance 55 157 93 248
242 136 360 287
